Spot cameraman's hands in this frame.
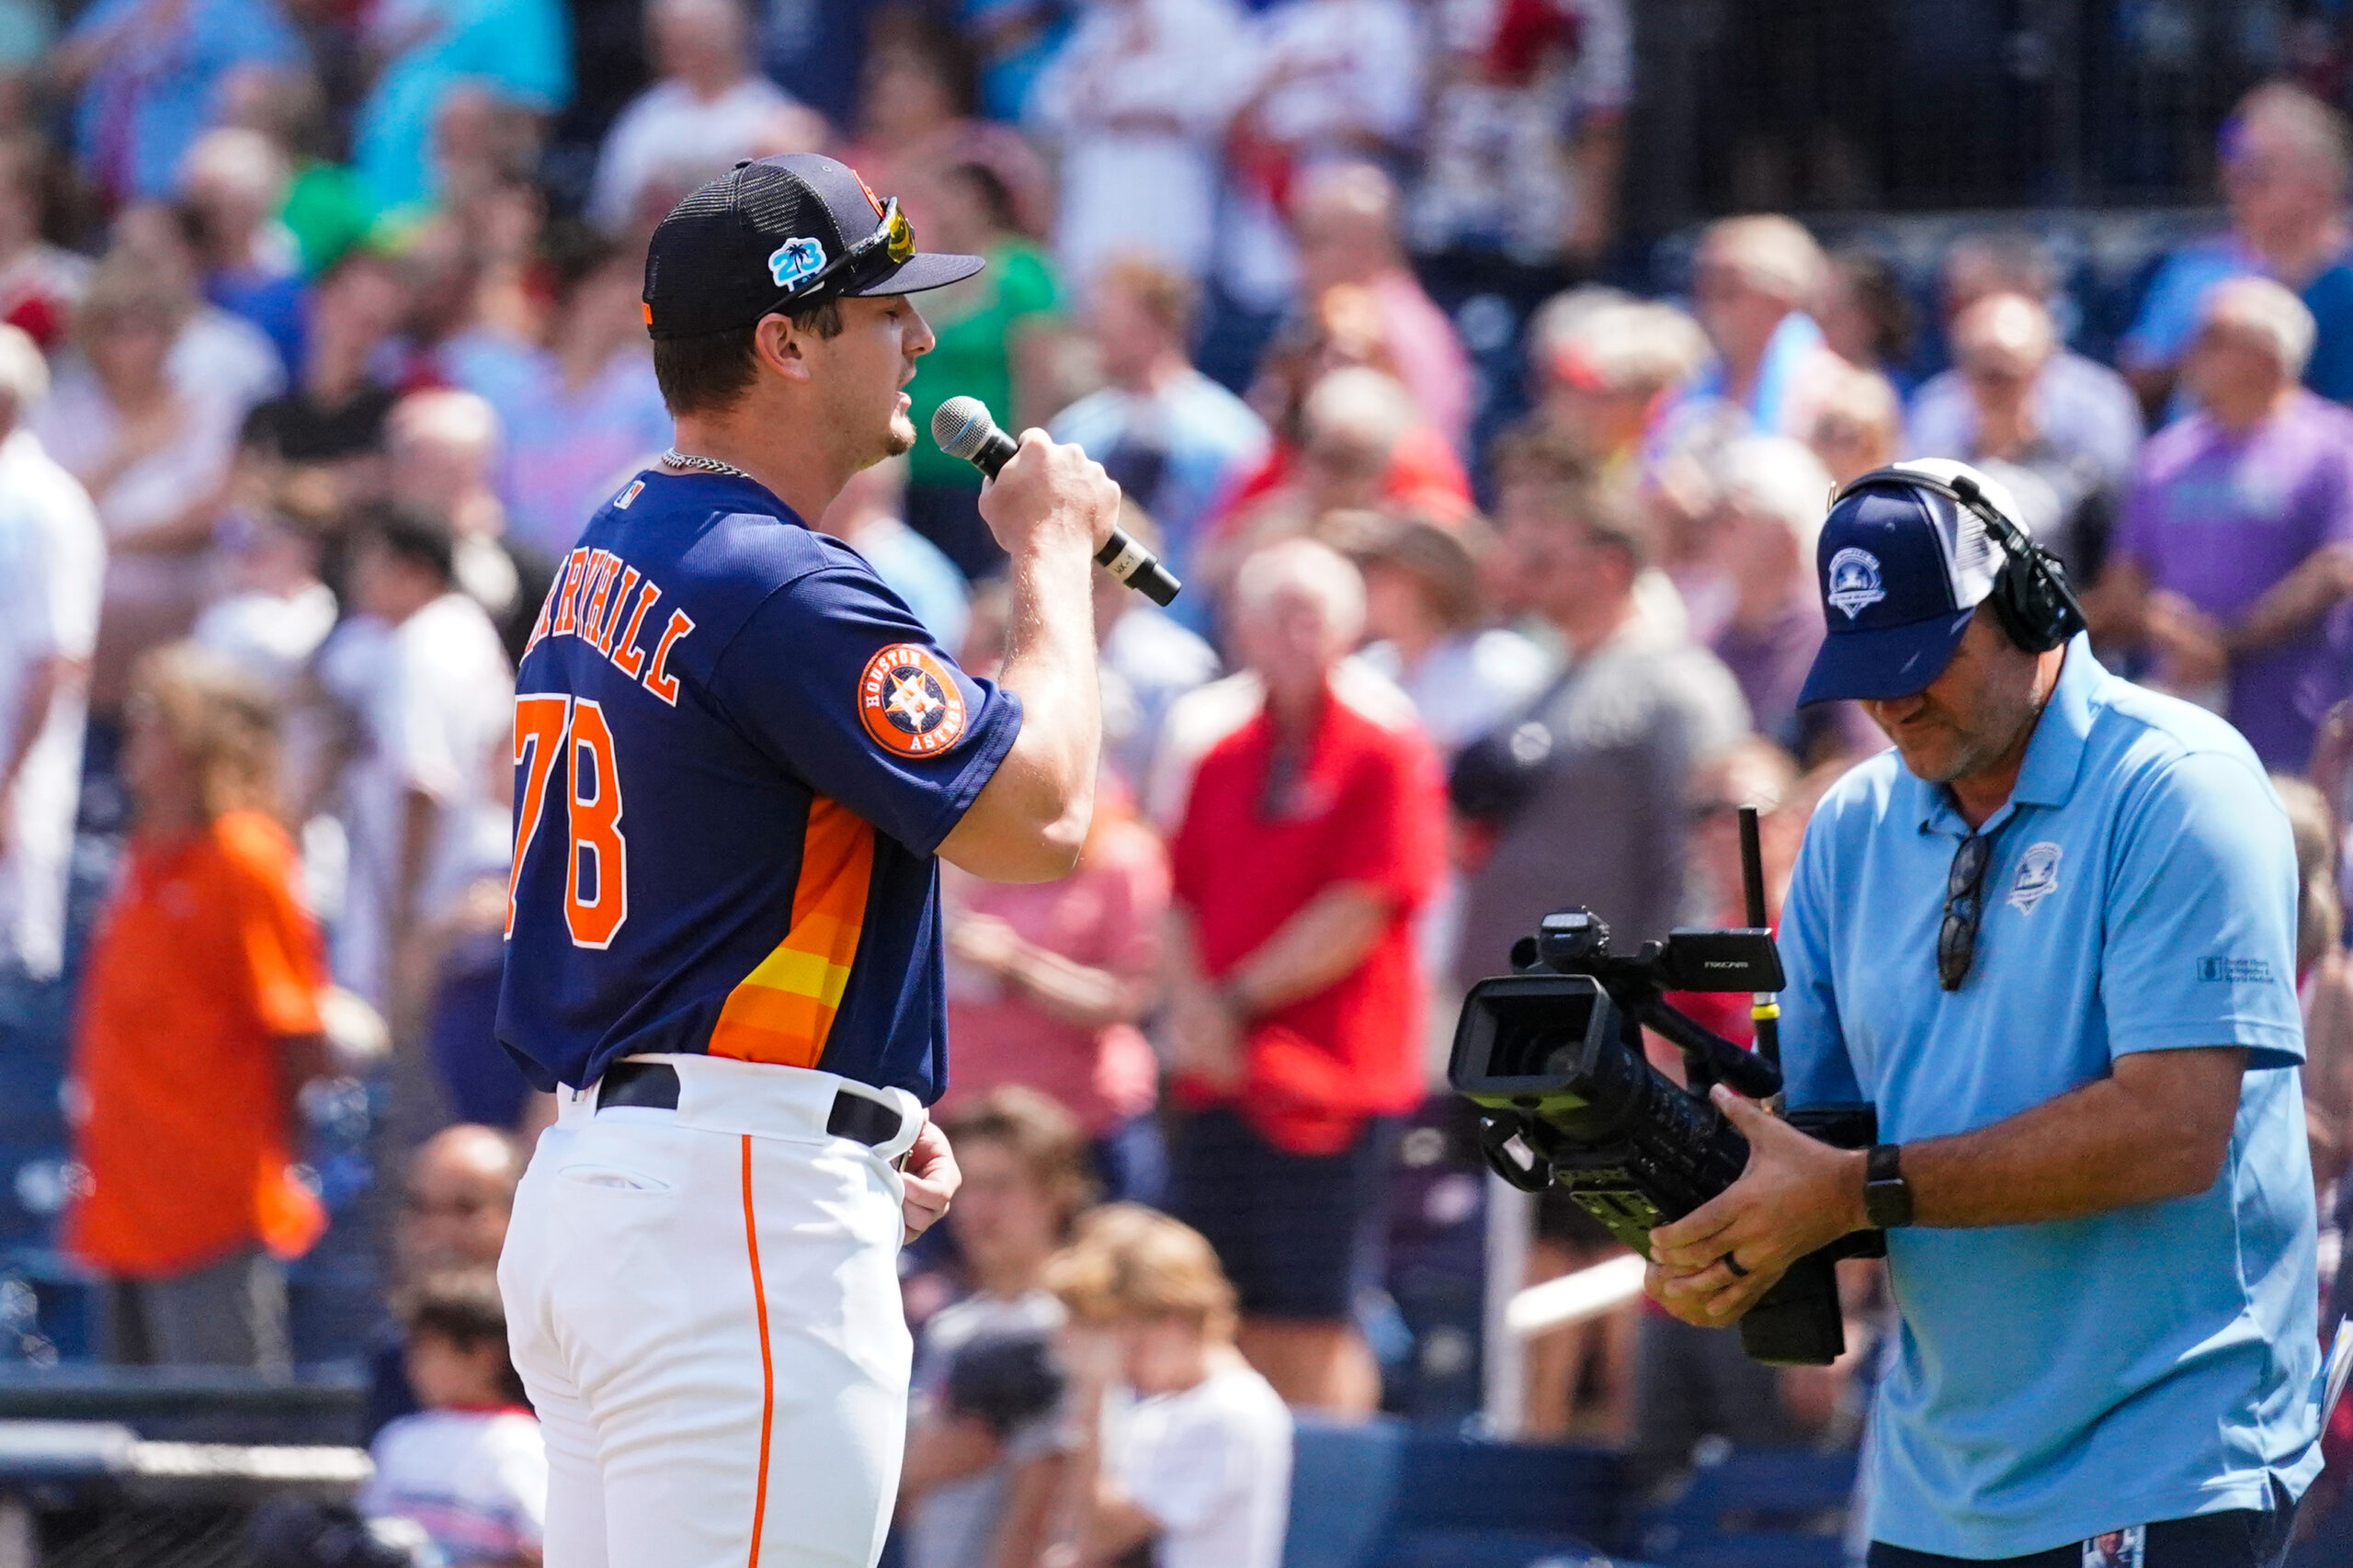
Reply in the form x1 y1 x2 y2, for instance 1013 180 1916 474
1643 1086 1870 1326
976 429 1120 559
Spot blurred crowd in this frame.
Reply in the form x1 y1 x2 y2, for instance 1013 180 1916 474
6 0 2353 1559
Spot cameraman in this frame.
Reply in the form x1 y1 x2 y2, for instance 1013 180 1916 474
1646 460 2321 1564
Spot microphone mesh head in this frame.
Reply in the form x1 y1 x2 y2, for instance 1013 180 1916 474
932 397 996 460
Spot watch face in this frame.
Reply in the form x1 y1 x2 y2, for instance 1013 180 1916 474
1866 1179 1913 1229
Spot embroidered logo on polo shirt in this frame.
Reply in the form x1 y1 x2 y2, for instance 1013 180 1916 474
858 643 968 757
1826 547 1886 619
2007 841 2063 913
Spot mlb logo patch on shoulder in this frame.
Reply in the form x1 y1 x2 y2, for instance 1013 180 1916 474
614 480 645 509
859 643 968 757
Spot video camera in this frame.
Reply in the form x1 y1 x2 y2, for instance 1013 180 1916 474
1449 895 1882 1367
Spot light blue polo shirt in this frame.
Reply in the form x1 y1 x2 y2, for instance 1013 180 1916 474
1779 635 2321 1557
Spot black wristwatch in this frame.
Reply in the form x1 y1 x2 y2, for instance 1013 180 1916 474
1863 1143 1914 1229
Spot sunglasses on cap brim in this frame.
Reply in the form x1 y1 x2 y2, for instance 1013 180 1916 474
772 197 918 305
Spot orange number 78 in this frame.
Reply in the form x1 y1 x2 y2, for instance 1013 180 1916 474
508 693 629 949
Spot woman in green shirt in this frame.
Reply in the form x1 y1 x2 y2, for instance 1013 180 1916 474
902 159 1064 580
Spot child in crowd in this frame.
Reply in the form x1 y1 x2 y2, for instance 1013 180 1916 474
360 1270 546 1567
901 1085 1096 1568
1041 1204 1292 1568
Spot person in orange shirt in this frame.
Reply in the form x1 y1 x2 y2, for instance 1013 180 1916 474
64 642 329 1371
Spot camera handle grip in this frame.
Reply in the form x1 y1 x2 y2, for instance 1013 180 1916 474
1737 1251 1847 1366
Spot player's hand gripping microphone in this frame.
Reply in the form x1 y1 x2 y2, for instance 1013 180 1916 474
931 395 1182 607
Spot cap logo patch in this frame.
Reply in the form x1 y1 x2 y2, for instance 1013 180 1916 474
768 236 827 290
858 643 968 756
2007 842 2063 914
1826 546 1887 619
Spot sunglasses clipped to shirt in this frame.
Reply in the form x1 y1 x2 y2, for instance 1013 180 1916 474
778 197 919 302
1938 830 1995 991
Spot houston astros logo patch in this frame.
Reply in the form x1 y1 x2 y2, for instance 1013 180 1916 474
859 644 967 756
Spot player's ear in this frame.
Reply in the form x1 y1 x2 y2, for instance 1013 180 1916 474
752 313 813 384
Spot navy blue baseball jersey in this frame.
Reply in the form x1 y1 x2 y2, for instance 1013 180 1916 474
494 467 1021 1098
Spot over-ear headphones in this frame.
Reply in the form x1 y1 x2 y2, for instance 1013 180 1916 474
1831 463 2088 654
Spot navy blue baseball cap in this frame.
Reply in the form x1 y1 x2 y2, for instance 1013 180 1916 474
1798 460 2027 706
642 154 983 340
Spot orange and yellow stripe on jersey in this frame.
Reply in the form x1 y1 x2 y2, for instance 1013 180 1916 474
707 798 874 1067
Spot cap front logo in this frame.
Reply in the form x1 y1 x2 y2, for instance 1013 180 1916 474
1826 546 1887 619
2007 842 2063 914
768 236 827 290
858 643 969 756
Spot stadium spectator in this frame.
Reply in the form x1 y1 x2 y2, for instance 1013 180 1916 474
1162 538 1446 1414
1024 0 1253 292
1051 256 1268 619
900 1087 1095 1568
351 0 571 211
1817 245 1917 388
53 0 304 203
1090 499 1221 793
1803 365 1901 488
104 199 288 419
1936 290 2117 583
942 790 1167 1201
366 1124 526 1438
324 506 513 1017
818 457 972 651
586 0 801 236
902 160 1063 580
1451 437 1749 990
2277 776 2353 1206
449 224 668 562
1685 213 1848 437
63 642 327 1371
1042 1204 1292 1568
360 1270 547 1566
1522 291 1711 483
1904 229 2143 491
0 327 100 993
1218 366 1470 581
34 255 243 712
1288 165 1472 453
385 390 524 622
2122 80 2353 415
2094 275 2353 773
1705 434 1880 764
1219 7 1425 330
1412 0 1630 280
840 8 1050 241
181 127 304 378
211 66 383 281
1348 513 1550 758
192 511 335 696
0 136 88 351
238 245 408 520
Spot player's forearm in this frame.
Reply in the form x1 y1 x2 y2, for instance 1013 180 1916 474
942 535 1099 881
1901 1046 2246 1226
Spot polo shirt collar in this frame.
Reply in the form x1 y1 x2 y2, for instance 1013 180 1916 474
1913 633 2105 835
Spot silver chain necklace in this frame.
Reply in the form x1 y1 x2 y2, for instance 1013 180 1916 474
661 449 753 480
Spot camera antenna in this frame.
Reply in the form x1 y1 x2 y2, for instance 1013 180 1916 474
1739 804 1782 1068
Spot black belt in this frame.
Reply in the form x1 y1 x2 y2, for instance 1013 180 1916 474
595 1060 906 1148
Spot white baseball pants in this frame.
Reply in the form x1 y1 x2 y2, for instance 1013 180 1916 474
499 1053 923 1568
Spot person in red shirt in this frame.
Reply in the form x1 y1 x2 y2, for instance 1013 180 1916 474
1162 537 1447 1415
65 642 328 1370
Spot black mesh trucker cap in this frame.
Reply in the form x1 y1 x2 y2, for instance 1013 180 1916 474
641 154 983 340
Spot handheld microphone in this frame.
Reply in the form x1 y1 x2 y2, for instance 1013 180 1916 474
930 396 1181 607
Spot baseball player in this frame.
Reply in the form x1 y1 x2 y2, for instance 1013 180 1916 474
494 153 1119 1568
